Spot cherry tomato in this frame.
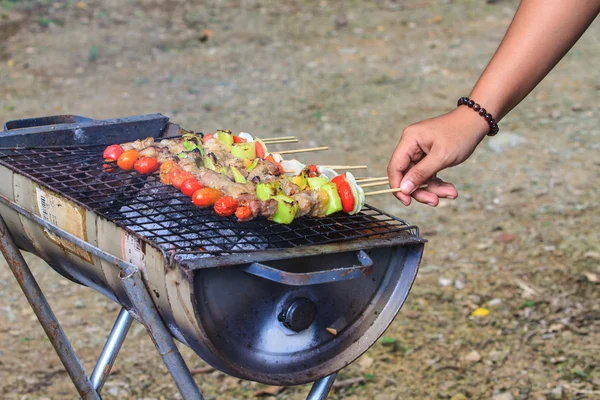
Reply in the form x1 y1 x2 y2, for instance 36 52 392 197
202 134 214 144
169 170 194 190
160 160 180 184
103 144 124 161
255 141 266 159
103 160 117 172
180 178 203 197
332 174 356 213
192 188 223 207
307 164 319 178
235 205 252 221
233 136 247 144
214 196 239 217
265 155 285 175
117 149 140 171
134 157 159 175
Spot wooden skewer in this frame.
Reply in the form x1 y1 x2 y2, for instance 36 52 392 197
359 181 390 188
355 177 388 183
364 185 427 196
262 136 296 141
319 165 368 170
262 139 299 144
275 147 329 155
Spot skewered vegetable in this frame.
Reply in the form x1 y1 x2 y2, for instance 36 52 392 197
192 188 223 207
181 179 203 197
170 170 194 190
231 142 256 160
235 205 252 221
134 157 160 175
215 129 234 147
271 194 298 224
117 149 140 171
319 183 343 215
214 196 239 217
160 160 180 184
331 174 355 214
103 144 124 161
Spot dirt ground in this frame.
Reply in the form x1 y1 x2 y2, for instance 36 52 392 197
0 0 598 399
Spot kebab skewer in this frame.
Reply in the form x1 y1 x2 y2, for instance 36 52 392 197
103 131 365 224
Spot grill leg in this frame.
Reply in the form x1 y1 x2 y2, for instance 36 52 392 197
306 372 338 400
120 267 204 400
0 215 101 400
90 307 133 393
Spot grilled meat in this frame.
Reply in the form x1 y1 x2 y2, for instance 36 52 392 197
139 146 177 163
121 137 156 151
113 135 335 221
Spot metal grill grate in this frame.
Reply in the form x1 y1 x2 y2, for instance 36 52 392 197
0 145 418 256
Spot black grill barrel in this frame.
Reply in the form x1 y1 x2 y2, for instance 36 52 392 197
278 298 317 332
0 114 425 386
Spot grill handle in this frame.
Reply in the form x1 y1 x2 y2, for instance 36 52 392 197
242 250 373 286
3 115 94 131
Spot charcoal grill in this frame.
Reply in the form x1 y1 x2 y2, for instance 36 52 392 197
0 114 424 399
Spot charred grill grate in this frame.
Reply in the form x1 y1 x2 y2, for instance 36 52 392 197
0 145 418 256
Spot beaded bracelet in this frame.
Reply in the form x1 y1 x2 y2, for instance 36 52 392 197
457 97 499 136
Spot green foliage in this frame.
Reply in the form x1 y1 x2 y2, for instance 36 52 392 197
88 45 98 62
519 300 536 309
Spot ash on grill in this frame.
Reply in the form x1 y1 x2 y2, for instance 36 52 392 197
119 180 269 254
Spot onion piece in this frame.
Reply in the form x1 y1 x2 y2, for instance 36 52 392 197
317 166 338 180
281 159 305 176
267 153 284 163
345 172 365 215
238 132 254 142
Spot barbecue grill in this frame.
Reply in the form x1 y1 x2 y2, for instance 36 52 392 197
0 114 424 399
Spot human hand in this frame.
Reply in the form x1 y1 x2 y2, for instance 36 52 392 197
387 107 490 206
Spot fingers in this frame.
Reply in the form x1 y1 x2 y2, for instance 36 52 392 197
399 149 446 195
388 134 423 206
423 177 458 199
411 188 439 206
411 177 458 206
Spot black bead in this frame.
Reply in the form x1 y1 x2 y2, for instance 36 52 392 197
467 100 474 107
488 119 496 126
473 104 481 111
479 108 486 116
484 113 492 121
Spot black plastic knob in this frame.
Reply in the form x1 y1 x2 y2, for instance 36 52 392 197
278 298 317 332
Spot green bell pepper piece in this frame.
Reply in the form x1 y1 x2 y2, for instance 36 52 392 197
230 166 247 184
290 174 308 191
307 176 330 190
247 158 259 172
319 183 343 215
204 154 216 170
231 142 256 160
215 130 234 146
256 182 282 201
271 194 298 225
182 141 196 151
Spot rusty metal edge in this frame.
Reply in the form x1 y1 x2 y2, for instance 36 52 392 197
175 234 426 270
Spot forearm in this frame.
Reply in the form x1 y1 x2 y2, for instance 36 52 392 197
469 0 600 122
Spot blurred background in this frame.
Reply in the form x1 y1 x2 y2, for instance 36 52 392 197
0 0 598 399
